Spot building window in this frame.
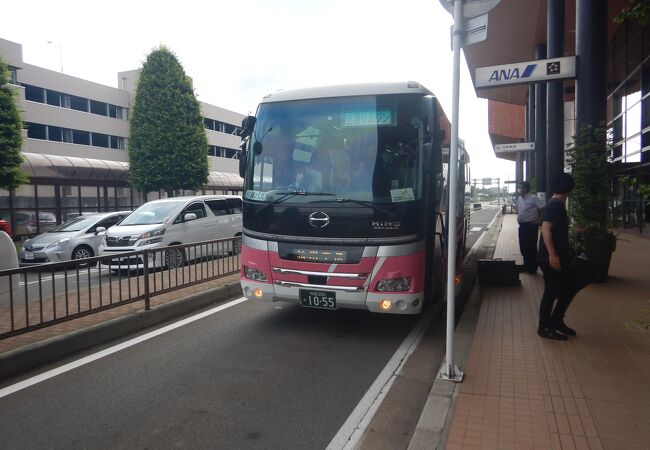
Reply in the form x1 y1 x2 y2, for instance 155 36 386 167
110 136 125 150
48 126 63 142
73 129 90 145
63 128 73 143
70 95 88 112
90 100 108 116
108 104 125 119
26 122 46 140
208 145 240 159
46 89 62 107
24 84 45 103
204 118 241 136
92 132 109 148
8 66 17 84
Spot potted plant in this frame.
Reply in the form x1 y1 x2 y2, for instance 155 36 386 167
565 124 616 283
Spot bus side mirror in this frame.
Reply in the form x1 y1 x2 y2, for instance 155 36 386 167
240 116 256 138
239 154 247 178
420 95 437 166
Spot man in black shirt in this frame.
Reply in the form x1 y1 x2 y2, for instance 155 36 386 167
537 173 576 341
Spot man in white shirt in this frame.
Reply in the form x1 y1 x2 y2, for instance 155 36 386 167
515 181 545 274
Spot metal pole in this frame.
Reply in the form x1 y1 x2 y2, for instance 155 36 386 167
439 0 464 382
497 178 501 207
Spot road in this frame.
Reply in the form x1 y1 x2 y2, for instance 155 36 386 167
0 208 500 448
0 300 420 449
466 204 500 252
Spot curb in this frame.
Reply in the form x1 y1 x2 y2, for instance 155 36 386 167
407 213 502 450
0 282 243 382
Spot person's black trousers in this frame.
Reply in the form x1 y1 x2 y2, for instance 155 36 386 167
518 222 539 272
539 262 577 329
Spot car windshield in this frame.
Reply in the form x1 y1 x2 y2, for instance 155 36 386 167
119 201 185 225
49 216 99 232
245 94 424 204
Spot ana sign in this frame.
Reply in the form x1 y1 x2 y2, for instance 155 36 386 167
475 56 576 88
494 142 535 153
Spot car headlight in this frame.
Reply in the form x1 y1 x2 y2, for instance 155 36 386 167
138 237 164 246
47 237 72 249
244 266 267 282
376 277 411 292
136 229 165 240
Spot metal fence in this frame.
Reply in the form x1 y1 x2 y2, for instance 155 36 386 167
0 236 241 340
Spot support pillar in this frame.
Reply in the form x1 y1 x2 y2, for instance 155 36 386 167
535 44 547 199
575 0 607 129
516 152 524 186
527 84 536 181
547 0 565 198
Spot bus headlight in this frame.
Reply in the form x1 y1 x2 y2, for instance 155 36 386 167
244 266 267 282
376 277 411 292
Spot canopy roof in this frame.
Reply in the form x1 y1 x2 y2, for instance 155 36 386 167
21 153 243 189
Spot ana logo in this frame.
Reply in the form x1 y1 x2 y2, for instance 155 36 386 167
372 221 401 230
488 64 536 82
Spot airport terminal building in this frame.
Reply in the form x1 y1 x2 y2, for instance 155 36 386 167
0 38 244 239
463 0 650 234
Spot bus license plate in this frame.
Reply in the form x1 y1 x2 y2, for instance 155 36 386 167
299 289 336 310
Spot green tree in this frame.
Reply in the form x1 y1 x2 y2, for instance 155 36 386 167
128 47 208 195
0 57 27 190
616 0 650 25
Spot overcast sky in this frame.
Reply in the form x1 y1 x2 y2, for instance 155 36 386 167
1 0 516 186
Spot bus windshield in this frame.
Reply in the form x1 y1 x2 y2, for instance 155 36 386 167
245 95 424 204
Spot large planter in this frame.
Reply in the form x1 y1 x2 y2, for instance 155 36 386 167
583 234 616 283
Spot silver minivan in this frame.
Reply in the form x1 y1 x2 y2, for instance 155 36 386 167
98 195 242 269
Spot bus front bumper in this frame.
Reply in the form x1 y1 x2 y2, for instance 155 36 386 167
240 279 423 314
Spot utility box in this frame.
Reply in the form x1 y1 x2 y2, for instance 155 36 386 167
478 259 520 286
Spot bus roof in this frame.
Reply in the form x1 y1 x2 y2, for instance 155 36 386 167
260 81 434 103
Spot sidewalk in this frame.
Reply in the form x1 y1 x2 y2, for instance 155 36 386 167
427 214 650 450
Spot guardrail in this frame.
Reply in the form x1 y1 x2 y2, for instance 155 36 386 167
0 236 241 340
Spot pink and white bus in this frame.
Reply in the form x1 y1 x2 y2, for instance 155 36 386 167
238 82 469 314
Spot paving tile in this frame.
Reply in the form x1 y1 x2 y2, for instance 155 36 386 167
441 215 650 450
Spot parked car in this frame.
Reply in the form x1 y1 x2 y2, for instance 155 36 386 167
98 195 242 270
19 211 131 264
8 211 58 237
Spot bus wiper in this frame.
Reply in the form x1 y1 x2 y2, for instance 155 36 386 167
330 197 396 217
257 190 336 213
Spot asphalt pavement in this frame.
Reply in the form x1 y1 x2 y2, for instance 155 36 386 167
0 300 419 449
466 205 500 251
0 207 500 448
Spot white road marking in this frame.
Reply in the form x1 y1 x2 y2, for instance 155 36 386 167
0 297 247 399
470 227 483 232
327 305 436 450
18 268 102 286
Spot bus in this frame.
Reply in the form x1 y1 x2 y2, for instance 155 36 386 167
238 82 470 314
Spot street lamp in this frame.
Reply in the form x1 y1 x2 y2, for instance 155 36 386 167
46 41 63 73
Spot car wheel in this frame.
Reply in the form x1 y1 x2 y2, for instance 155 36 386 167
72 246 95 267
165 247 185 269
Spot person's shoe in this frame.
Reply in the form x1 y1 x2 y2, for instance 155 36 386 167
554 322 577 337
537 327 568 341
